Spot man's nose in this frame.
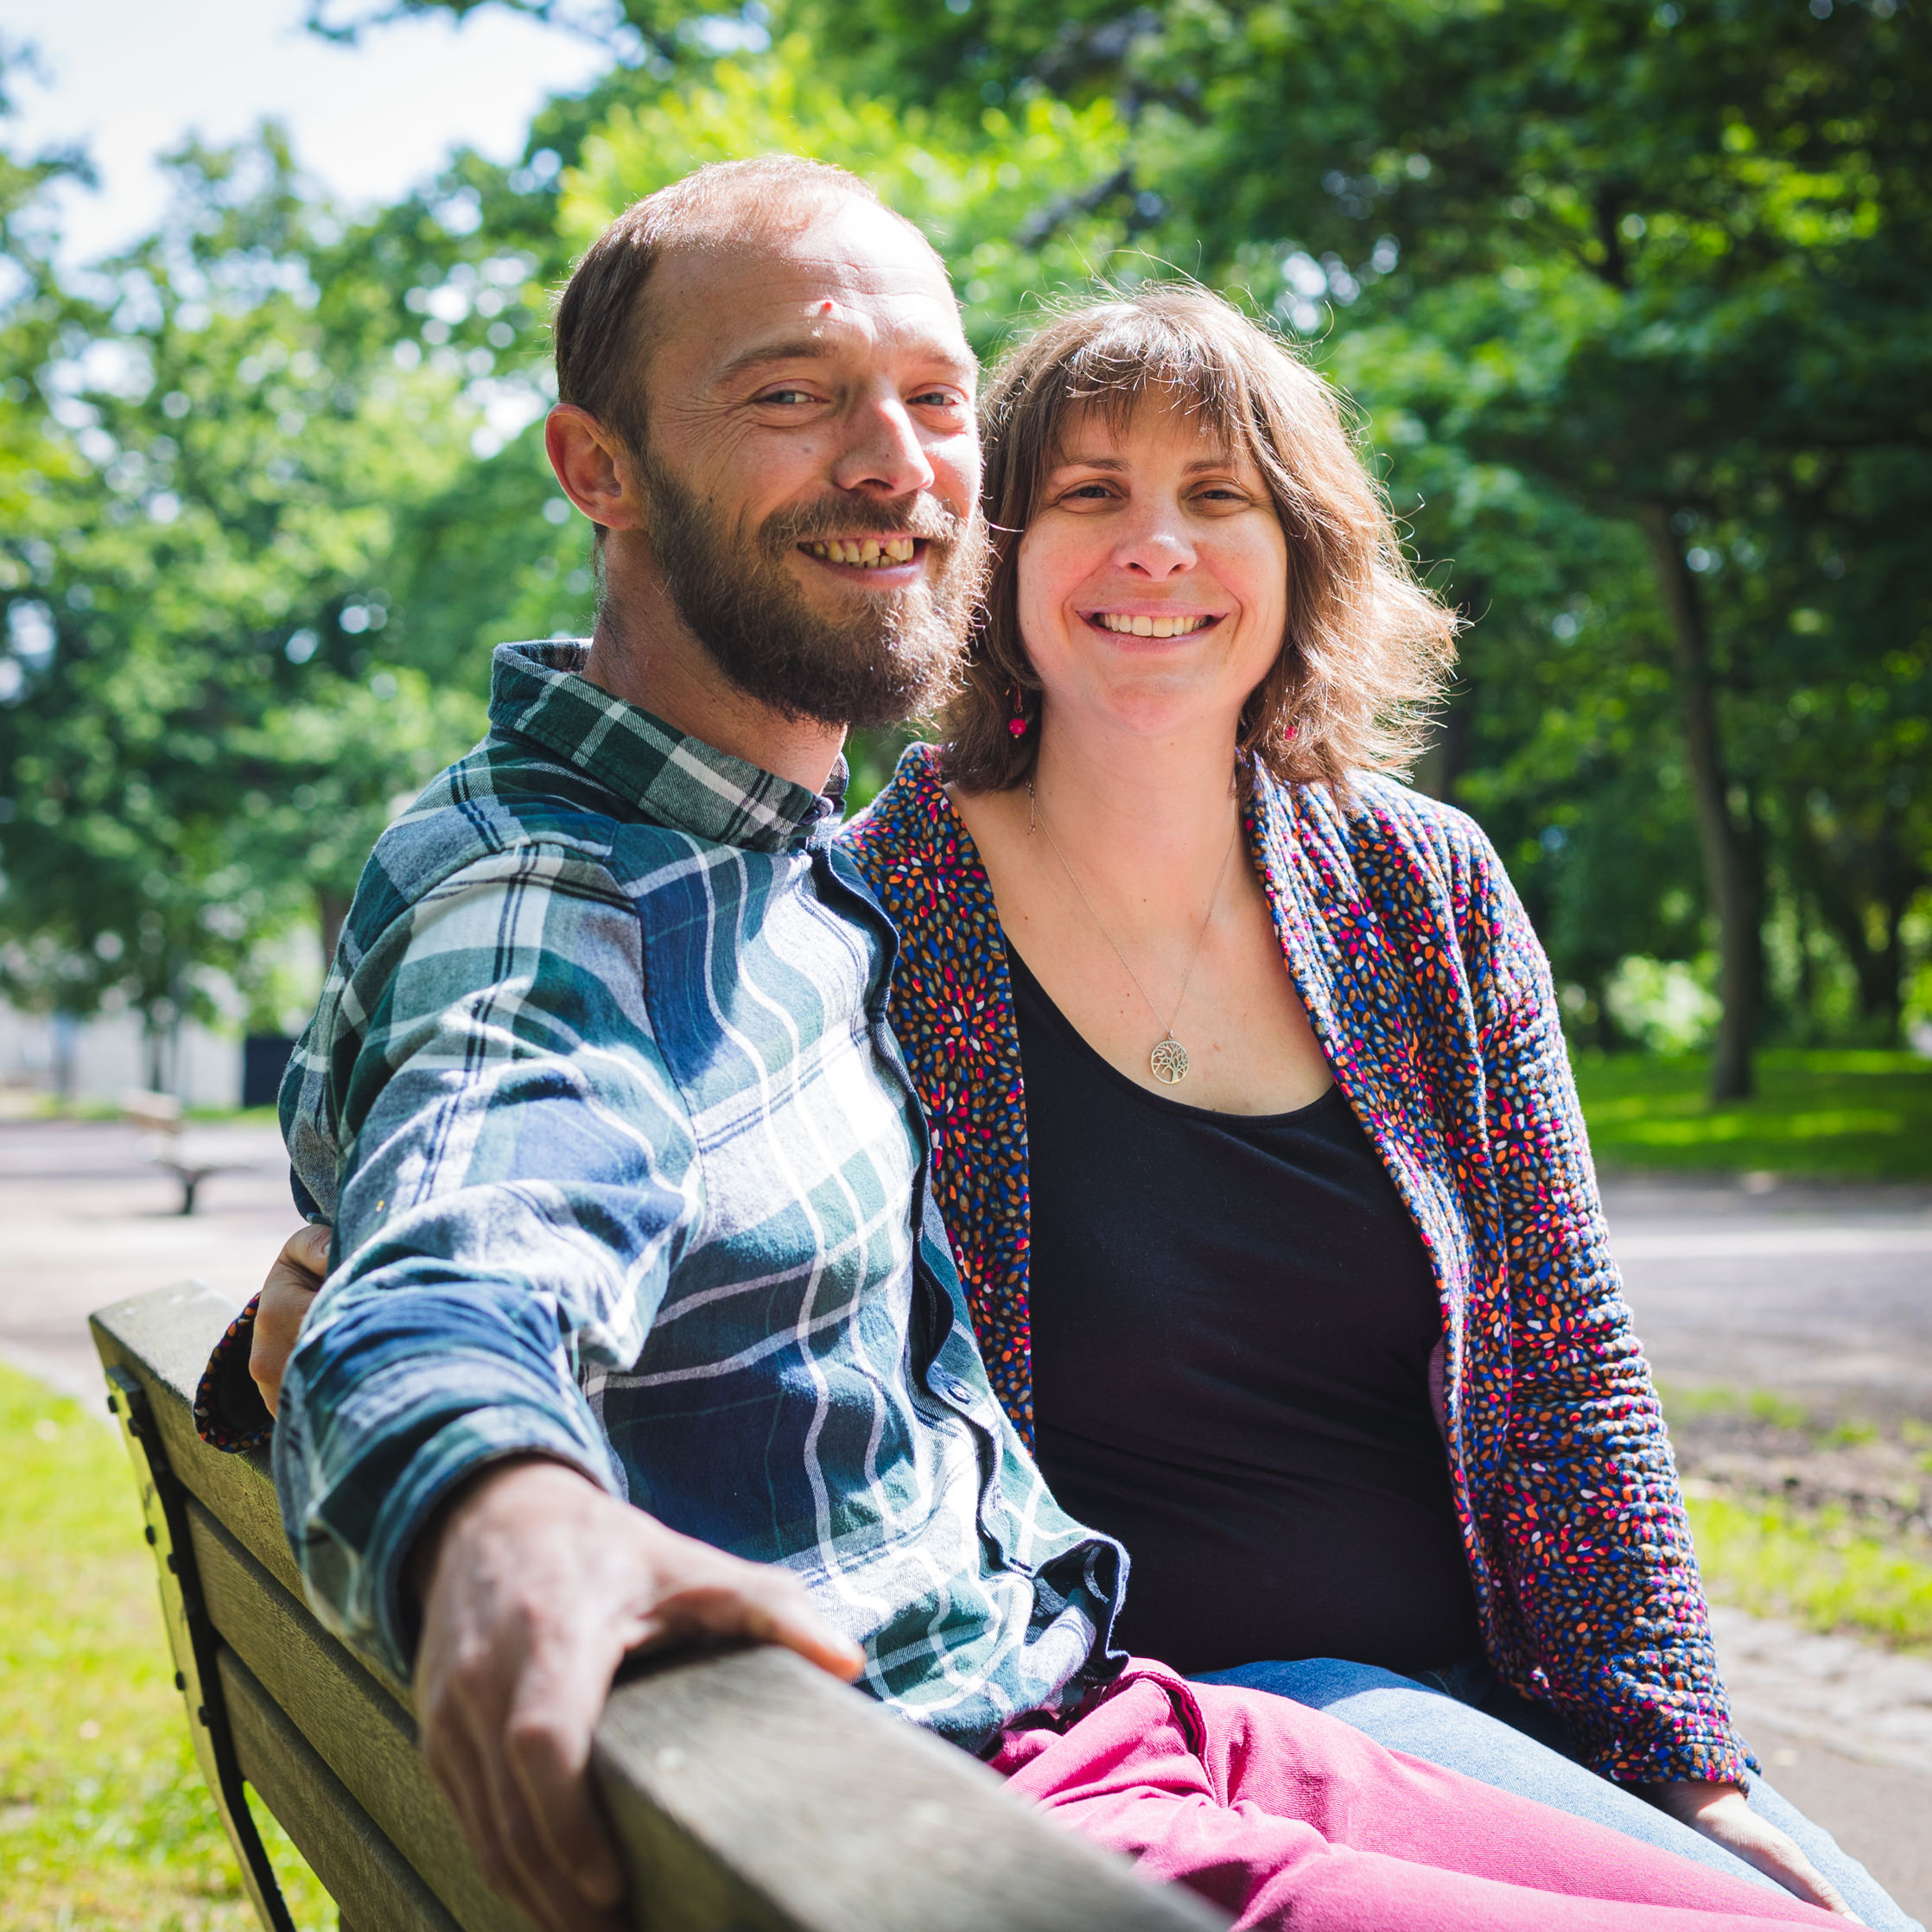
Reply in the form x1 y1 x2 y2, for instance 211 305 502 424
829 396 936 499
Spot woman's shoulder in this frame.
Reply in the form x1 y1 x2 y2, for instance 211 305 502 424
839 742 984 901
1266 771 1541 995
1277 766 1510 887
844 740 943 833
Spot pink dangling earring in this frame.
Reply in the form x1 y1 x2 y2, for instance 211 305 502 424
1007 684 1030 739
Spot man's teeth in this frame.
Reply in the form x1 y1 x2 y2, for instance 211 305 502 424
805 537 918 567
1095 612 1211 638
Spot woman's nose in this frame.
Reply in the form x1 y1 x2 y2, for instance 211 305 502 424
1113 506 1195 577
830 397 936 499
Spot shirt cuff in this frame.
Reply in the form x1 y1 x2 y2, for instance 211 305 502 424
279 1385 624 1685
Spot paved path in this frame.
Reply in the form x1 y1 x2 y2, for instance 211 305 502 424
3 1122 1927 1918
1602 1174 1932 1420
0 1115 296 1401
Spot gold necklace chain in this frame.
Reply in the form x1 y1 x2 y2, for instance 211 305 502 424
1026 781 1240 1086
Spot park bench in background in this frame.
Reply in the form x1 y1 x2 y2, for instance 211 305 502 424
92 1282 1223 1932
118 1091 275 1215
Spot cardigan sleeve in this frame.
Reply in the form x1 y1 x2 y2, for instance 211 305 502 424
1455 834 1753 1785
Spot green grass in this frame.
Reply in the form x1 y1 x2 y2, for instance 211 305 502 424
1687 1493 1932 1653
1572 1048 1932 1180
0 1363 333 1930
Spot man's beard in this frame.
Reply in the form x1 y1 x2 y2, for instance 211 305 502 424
638 453 988 730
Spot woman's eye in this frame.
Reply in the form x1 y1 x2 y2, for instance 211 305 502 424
1064 482 1116 501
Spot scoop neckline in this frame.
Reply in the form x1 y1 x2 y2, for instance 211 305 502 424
1003 937 1342 1129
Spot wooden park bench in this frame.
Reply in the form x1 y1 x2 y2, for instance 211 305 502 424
92 1281 1224 1932
119 1090 275 1215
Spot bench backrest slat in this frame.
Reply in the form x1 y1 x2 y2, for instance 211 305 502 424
188 1494 537 1932
219 1643 461 1932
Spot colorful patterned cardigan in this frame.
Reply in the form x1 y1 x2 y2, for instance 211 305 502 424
842 743 1750 1788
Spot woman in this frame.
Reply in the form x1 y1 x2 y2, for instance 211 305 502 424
843 289 1905 1929
209 287 1912 1928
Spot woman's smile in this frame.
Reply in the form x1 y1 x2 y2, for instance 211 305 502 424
1083 608 1223 638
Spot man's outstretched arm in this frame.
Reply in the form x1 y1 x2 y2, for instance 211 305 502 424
410 1459 861 1932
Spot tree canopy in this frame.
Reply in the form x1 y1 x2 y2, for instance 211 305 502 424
3 2 1926 1092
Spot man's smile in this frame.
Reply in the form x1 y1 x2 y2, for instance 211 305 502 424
797 536 931 585
801 535 922 568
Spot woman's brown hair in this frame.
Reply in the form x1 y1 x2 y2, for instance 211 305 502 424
938 284 1459 794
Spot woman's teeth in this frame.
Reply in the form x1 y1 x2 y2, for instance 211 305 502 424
1094 612 1211 638
805 537 917 567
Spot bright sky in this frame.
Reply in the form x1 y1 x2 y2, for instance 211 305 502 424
6 0 617 264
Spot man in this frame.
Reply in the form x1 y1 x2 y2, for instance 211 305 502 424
253 158 1829 1932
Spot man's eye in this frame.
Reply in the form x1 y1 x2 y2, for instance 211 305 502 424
910 389 963 409
757 388 817 406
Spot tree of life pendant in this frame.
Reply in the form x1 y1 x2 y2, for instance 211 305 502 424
1149 1035 1190 1084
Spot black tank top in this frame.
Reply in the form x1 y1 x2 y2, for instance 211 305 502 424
1008 943 1481 1677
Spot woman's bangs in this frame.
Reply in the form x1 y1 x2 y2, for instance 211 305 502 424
1037 323 1257 486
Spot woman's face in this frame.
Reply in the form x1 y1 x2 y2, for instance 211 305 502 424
1014 397 1289 746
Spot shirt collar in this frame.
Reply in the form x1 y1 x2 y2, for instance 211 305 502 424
487 639 847 855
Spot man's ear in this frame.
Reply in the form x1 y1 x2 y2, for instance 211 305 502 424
546 404 646 532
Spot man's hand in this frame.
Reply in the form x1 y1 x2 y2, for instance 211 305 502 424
250 1222 330 1416
1649 1780 1859 1921
413 1458 866 1932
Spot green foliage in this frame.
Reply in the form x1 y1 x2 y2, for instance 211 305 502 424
0 1364 329 1929
0 103 583 1051
2 9 1928 1105
561 37 1133 351
779 0 1932 1065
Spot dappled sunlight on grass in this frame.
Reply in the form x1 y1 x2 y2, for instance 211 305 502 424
1573 1050 1932 1179
0 1364 332 1930
1687 1494 1932 1653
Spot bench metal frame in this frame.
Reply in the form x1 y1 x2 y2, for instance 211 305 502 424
92 1282 1223 1932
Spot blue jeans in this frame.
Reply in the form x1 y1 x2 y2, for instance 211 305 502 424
1197 1655 1921 1932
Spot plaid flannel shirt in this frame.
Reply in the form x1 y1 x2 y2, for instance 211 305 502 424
272 639 1124 1751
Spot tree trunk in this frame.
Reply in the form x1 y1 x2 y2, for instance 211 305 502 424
1791 881 1819 1040
1826 892 1906 1045
1414 579 1484 804
1638 505 1760 1101
1790 805 1915 1046
318 887 353 971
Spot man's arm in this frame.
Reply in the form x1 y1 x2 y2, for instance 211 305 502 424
410 1460 860 1932
275 855 861 1932
274 851 702 1671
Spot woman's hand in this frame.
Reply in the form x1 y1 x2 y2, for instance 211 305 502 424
1649 1779 1858 1919
249 1221 331 1418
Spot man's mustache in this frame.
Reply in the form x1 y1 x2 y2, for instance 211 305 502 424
759 495 973 558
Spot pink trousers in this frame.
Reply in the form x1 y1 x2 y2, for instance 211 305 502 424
992 1665 1837 1931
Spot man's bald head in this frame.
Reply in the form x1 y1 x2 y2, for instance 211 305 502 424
553 156 953 460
